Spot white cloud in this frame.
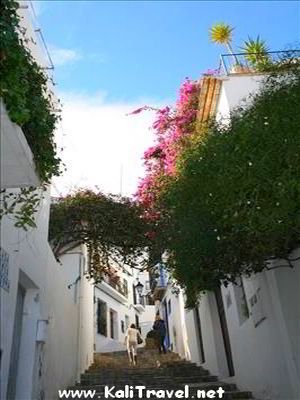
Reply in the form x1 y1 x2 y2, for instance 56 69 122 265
49 45 81 67
52 92 170 198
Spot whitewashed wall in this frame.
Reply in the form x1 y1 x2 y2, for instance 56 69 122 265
18 3 55 74
216 74 265 124
219 262 300 400
182 72 300 400
187 292 229 377
56 247 95 382
184 309 201 363
1 5 95 399
139 305 156 339
156 287 190 359
183 259 299 400
0 192 94 400
94 285 130 352
94 266 155 353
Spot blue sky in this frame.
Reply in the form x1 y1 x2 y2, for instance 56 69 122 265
34 1 299 196
37 1 299 103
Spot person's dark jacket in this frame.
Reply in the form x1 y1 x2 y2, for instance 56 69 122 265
153 319 166 337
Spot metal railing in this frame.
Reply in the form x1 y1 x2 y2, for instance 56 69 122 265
218 49 300 76
101 274 128 298
150 264 168 292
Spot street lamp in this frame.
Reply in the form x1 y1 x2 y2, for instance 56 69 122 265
135 281 144 295
135 281 144 304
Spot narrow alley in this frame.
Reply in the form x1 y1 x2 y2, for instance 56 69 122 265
1 1 299 400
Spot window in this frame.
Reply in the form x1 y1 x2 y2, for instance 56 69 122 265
145 294 154 305
121 320 125 334
249 287 266 328
109 308 118 339
110 310 114 339
125 315 129 330
133 284 137 304
97 300 107 336
168 299 171 315
233 277 249 325
135 314 140 330
123 279 128 297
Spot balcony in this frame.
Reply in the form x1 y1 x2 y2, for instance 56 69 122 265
218 49 300 76
102 274 128 297
97 273 129 304
0 100 40 189
150 263 168 301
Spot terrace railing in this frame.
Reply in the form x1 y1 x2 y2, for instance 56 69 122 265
218 49 300 76
101 273 129 298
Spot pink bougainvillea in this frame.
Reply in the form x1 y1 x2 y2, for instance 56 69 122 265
134 78 201 218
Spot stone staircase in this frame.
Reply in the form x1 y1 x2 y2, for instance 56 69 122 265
67 349 253 399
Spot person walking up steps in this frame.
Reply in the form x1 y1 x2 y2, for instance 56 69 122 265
153 315 167 354
124 323 143 366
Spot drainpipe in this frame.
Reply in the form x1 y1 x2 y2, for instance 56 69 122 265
65 251 84 383
76 253 83 383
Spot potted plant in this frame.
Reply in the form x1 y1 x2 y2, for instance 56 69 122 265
241 36 271 72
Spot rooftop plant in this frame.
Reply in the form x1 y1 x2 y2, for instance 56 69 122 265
209 23 235 55
241 36 271 70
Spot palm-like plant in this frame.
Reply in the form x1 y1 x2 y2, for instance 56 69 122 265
209 23 235 55
241 36 271 70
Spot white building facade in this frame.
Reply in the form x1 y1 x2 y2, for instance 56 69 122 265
155 72 300 400
0 4 95 399
94 264 155 353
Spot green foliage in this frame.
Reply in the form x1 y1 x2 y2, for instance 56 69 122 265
0 187 45 229
0 0 61 182
49 190 152 280
209 23 234 46
153 65 300 305
0 0 62 230
241 36 271 70
209 23 235 54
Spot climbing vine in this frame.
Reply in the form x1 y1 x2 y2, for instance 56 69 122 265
0 187 45 230
0 0 62 228
49 189 153 281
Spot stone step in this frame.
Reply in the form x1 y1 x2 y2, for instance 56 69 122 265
88 363 206 371
64 391 252 400
69 350 253 400
80 370 215 378
95 349 180 355
90 360 189 369
84 366 208 377
92 351 182 368
80 375 218 385
73 382 238 392
94 354 181 360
